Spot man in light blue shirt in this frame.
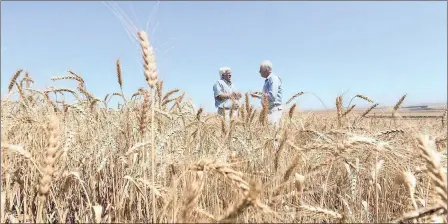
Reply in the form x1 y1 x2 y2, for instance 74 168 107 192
251 60 283 126
213 67 242 120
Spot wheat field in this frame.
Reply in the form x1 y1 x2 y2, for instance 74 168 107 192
1 31 447 223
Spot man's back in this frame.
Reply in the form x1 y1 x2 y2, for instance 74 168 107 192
263 73 282 109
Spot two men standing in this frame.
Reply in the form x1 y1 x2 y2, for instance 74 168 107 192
213 61 283 126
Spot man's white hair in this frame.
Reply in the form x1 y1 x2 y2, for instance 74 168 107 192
219 66 231 77
260 60 273 72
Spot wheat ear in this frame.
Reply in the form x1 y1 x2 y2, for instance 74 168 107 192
180 172 204 223
116 59 127 103
37 115 60 222
116 59 123 89
392 94 407 116
415 135 447 210
342 104 356 117
8 69 23 93
288 103 296 120
196 108 203 121
138 31 158 88
139 91 149 137
218 179 263 223
355 94 373 103
162 89 179 103
346 94 373 110
361 103 379 117
286 91 305 105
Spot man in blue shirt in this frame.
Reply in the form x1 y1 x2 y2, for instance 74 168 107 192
213 67 242 121
251 60 283 127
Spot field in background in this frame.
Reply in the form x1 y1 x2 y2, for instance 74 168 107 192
306 103 446 117
1 31 447 223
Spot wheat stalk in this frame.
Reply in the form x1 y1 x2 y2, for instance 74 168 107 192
163 89 179 103
138 30 159 222
336 95 343 126
288 104 296 120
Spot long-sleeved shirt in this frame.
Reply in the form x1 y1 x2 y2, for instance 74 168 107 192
262 73 283 109
213 79 239 109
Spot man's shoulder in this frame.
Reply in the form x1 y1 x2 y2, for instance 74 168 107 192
214 80 224 86
268 73 281 82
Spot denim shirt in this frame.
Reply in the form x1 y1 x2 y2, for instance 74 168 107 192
262 73 283 109
213 78 238 109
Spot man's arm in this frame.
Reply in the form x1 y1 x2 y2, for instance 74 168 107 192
214 82 232 100
231 84 242 100
266 77 280 102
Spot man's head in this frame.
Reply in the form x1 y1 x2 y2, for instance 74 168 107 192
219 67 232 82
259 60 273 78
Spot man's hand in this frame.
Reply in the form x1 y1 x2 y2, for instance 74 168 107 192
232 92 242 99
217 93 232 101
250 91 262 99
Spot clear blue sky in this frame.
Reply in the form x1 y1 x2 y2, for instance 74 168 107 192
1 1 446 112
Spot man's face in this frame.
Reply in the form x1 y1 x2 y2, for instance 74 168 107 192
223 71 231 81
259 67 266 78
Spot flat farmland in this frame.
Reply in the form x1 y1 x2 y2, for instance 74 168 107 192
303 103 446 118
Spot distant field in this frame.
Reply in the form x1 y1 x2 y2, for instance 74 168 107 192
304 103 446 117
